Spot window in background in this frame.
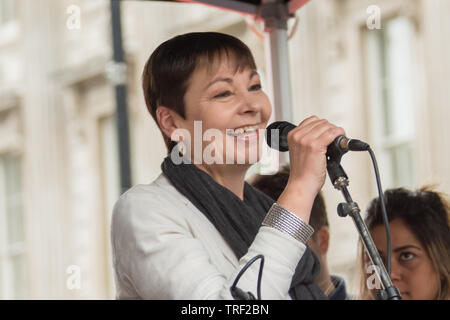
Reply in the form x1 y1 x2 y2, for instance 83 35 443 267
364 17 416 189
0 0 15 26
0 154 27 299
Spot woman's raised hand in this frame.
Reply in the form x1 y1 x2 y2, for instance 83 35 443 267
276 116 346 222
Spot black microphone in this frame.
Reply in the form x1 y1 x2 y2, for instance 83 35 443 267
265 121 369 162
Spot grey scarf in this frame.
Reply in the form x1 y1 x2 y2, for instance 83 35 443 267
161 155 328 300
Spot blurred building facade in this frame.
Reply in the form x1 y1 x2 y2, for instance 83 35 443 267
0 0 449 299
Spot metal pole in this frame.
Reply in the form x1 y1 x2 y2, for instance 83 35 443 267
109 0 132 194
260 0 293 165
261 0 293 123
331 167 401 300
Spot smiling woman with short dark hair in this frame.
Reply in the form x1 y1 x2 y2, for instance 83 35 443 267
111 32 345 300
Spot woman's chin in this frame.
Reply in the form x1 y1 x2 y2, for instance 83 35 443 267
226 145 261 165
224 131 263 164
229 146 262 165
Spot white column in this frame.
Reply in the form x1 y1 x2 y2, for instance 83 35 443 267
21 0 67 299
418 0 450 192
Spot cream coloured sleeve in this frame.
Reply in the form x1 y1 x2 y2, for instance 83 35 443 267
111 191 306 300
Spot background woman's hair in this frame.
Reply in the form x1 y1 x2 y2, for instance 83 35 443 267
358 186 450 300
142 32 257 153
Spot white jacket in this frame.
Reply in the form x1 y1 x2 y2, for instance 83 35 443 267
111 173 306 299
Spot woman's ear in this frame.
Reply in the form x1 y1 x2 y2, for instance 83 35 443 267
317 227 330 255
156 106 182 141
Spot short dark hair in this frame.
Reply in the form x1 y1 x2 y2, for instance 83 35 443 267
362 186 450 299
142 32 257 153
251 165 329 234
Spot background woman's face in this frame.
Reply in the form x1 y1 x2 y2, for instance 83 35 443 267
179 57 272 165
368 218 440 300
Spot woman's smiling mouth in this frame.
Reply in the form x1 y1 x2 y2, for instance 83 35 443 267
225 124 260 137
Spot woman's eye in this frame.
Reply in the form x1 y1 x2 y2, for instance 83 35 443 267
249 84 262 91
400 252 415 261
213 91 232 99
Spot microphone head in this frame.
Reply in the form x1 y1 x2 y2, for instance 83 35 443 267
265 121 294 152
326 136 349 164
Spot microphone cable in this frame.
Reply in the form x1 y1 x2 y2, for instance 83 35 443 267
230 254 265 300
367 147 392 277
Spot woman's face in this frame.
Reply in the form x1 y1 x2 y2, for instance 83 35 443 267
368 218 440 300
176 57 272 166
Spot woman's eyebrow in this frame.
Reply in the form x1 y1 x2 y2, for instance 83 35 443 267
204 77 233 90
204 70 260 90
249 70 259 80
393 245 422 252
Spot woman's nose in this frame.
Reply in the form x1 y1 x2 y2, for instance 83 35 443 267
390 259 402 283
238 95 262 115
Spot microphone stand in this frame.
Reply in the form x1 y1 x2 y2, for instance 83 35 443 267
326 161 401 300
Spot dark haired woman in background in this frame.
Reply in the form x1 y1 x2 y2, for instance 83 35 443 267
111 32 345 299
359 187 450 300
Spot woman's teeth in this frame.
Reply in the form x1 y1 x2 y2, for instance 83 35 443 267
226 125 259 136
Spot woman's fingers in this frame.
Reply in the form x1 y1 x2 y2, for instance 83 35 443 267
287 117 345 153
316 126 346 149
289 119 329 140
297 115 321 127
284 116 346 189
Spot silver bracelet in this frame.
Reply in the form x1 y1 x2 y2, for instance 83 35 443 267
262 203 314 244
